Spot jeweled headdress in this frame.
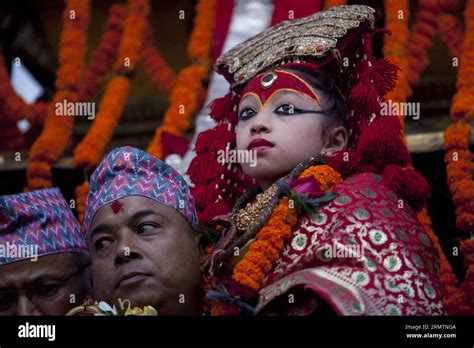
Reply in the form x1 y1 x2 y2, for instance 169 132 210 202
188 5 430 227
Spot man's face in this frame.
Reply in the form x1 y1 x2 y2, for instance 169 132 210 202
0 253 87 315
88 196 201 315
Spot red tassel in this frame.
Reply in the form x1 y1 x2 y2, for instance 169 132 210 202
381 165 431 211
195 123 235 154
208 92 237 122
200 200 231 227
371 59 399 97
356 117 411 171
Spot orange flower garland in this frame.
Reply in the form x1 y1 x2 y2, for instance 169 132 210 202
298 164 344 191
445 0 474 233
232 165 343 291
72 0 149 222
406 0 442 91
323 0 347 10
443 0 474 315
232 197 296 290
438 13 464 60
73 75 131 170
383 0 411 113
460 238 474 312
78 4 127 100
187 0 215 67
27 0 90 190
73 0 149 169
147 0 215 158
113 0 150 74
141 22 177 95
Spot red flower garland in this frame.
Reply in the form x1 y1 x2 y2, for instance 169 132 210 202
147 0 215 159
78 4 127 100
27 0 90 190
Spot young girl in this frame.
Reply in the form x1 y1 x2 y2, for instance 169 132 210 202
188 5 445 316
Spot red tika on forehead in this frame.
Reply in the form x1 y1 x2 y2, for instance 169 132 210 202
111 200 123 214
240 68 321 108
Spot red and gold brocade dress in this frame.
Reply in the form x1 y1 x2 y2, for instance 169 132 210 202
256 173 445 315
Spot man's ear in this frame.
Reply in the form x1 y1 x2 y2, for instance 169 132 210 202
321 126 348 156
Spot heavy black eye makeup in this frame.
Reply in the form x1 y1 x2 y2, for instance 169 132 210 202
238 102 321 120
238 107 257 120
274 103 314 115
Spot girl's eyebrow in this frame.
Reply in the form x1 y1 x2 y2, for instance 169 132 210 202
239 94 259 105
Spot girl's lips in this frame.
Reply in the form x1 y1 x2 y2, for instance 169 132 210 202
252 146 273 153
247 138 275 151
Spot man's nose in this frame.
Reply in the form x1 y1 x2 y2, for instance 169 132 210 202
15 293 41 316
114 232 143 265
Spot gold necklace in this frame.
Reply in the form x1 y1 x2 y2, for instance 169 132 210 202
233 182 278 232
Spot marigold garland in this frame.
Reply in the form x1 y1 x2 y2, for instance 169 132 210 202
438 13 464 60
73 0 150 164
460 238 474 313
113 0 150 74
73 75 131 170
406 0 442 91
323 0 347 10
147 0 215 158
441 0 474 316
141 22 176 95
73 0 149 220
445 0 474 233
78 4 127 100
27 0 90 190
383 0 411 115
231 165 343 291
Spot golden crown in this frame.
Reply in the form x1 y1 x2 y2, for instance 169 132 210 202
215 5 376 88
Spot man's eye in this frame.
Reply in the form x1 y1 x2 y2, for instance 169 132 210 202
0 292 15 305
238 107 256 120
137 223 159 235
95 238 113 251
275 103 298 115
36 282 61 299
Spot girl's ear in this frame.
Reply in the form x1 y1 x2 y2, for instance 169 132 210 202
321 126 348 156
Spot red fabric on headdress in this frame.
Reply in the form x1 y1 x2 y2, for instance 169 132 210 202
241 69 322 107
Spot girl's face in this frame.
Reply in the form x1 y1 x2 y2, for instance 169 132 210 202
236 88 326 189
